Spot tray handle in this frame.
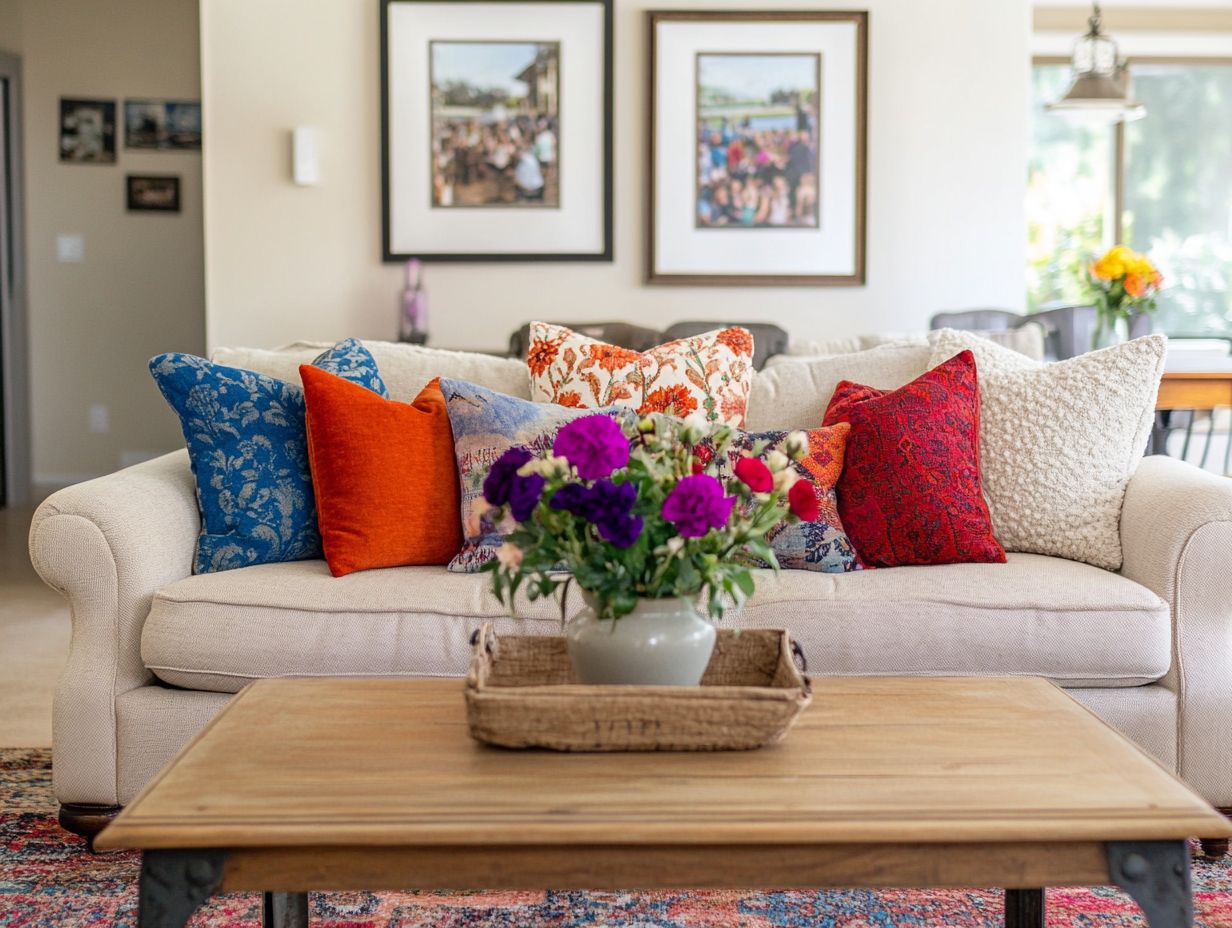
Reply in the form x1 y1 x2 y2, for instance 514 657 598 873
790 638 808 673
790 638 812 696
469 626 495 656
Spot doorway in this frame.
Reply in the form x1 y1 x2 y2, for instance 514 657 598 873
0 50 30 507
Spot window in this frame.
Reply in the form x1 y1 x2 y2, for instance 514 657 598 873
1028 60 1232 337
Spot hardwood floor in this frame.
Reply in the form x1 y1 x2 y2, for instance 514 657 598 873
0 499 68 747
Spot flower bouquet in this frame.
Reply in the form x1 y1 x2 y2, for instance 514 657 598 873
475 413 818 684
1087 245 1163 349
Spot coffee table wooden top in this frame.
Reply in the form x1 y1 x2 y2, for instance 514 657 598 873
96 675 1230 852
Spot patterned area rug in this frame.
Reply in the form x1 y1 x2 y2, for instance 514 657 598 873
4 748 1232 927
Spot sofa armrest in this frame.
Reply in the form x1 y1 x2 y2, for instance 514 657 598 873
28 450 199 806
1120 454 1232 805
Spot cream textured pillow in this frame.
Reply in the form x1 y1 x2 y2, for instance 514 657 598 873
747 342 932 430
927 329 1167 570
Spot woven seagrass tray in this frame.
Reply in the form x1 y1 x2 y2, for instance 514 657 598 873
464 623 811 751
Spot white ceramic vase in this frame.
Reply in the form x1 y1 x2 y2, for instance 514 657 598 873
565 595 717 686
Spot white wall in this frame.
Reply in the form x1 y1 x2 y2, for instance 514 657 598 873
5 0 204 485
202 0 1030 353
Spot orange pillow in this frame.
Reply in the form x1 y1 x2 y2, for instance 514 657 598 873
300 366 462 576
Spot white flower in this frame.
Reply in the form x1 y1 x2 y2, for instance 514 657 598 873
517 455 569 478
785 431 810 460
774 468 801 492
666 537 686 556
765 450 790 473
495 542 524 570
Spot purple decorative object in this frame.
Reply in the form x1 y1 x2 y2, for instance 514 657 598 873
399 258 428 344
553 415 629 480
482 447 533 507
661 474 736 538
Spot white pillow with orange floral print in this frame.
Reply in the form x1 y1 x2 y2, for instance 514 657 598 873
525 322 755 427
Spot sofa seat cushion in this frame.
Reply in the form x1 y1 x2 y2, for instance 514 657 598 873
141 553 1171 694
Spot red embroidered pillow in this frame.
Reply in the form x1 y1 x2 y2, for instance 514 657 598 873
822 350 1005 568
526 321 755 427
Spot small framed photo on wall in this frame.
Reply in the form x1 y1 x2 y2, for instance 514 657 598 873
380 0 613 262
124 100 203 151
647 10 868 285
126 175 181 213
59 98 117 164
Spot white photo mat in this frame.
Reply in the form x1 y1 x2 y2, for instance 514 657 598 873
383 0 610 259
649 14 866 284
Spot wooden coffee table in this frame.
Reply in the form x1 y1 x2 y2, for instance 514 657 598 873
96 676 1231 928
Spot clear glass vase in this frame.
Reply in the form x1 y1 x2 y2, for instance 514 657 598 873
565 595 717 686
1092 314 1129 351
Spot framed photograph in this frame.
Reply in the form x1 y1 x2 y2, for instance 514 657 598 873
59 98 116 164
126 174 181 213
381 0 613 262
647 11 867 286
124 100 202 151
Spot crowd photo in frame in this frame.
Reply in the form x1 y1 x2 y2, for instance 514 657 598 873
648 10 867 285
381 0 613 262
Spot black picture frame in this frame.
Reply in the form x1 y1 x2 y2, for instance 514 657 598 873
58 97 117 164
379 0 614 263
124 100 203 151
126 174 181 213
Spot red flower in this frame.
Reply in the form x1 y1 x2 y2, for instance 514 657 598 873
556 391 584 408
734 456 773 493
788 479 820 522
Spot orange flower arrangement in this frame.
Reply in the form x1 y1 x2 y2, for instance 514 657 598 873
1086 245 1162 348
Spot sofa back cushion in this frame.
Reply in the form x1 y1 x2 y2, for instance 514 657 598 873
213 340 531 401
746 342 932 430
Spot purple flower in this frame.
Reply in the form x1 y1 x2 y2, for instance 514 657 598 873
549 479 641 548
584 479 637 527
553 415 629 480
598 514 643 549
661 474 736 538
549 483 592 517
483 447 533 506
508 473 545 522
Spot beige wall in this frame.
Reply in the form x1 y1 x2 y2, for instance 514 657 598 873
11 0 204 484
202 0 1031 354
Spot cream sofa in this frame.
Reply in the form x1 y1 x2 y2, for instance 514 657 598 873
28 339 1232 851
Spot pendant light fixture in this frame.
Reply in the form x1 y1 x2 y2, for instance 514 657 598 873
1047 3 1145 124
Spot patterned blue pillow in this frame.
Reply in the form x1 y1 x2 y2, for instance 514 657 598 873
439 378 629 572
150 339 388 573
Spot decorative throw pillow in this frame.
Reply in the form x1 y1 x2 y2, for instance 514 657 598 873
526 321 755 427
747 342 933 430
712 422 859 572
149 338 387 573
301 368 461 576
823 350 1006 568
440 377 629 572
927 329 1167 570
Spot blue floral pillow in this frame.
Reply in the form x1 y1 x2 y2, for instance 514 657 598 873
439 378 629 572
150 338 388 573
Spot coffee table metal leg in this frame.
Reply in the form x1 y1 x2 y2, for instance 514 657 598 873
263 891 310 927
1004 888 1044 927
137 849 226 928
1108 840 1194 928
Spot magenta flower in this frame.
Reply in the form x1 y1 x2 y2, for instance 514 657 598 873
661 474 736 538
553 415 629 480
